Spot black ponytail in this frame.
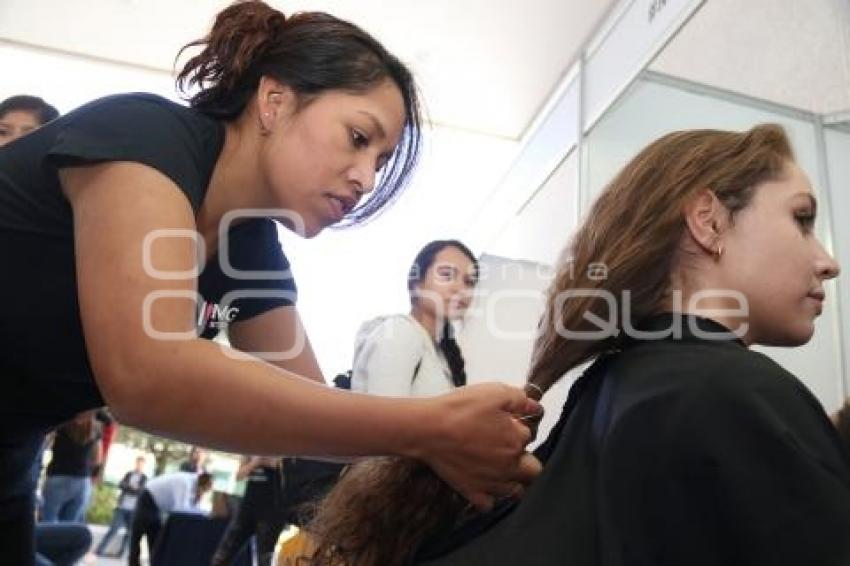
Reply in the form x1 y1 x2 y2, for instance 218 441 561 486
176 1 285 119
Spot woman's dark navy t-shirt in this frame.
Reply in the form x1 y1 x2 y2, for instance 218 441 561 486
0 93 296 434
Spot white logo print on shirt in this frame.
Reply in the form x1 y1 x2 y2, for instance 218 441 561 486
197 301 239 332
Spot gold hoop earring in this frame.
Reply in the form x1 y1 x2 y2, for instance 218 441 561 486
715 244 724 259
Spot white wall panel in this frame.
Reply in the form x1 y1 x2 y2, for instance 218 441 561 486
489 152 579 266
824 126 850 404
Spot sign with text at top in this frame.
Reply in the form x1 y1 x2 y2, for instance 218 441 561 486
584 0 705 131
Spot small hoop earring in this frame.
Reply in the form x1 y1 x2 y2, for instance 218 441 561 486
715 244 724 259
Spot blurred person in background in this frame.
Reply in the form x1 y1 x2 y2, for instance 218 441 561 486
0 95 59 146
212 455 283 566
179 446 208 473
40 411 102 523
94 455 148 558
129 471 213 566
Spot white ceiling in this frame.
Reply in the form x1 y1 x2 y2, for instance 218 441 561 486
0 0 617 140
651 0 850 116
2 1 847 138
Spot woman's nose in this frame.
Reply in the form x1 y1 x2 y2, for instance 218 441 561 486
348 158 377 195
815 241 840 281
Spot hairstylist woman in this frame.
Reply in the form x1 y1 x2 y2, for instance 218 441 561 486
0 2 540 561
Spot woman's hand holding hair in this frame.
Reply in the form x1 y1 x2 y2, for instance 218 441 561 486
412 382 543 510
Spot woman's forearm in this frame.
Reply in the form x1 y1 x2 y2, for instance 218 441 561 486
107 338 429 459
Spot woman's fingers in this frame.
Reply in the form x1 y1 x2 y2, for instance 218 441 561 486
501 384 543 419
417 383 547 509
466 492 496 513
467 453 542 509
514 451 543 485
515 402 545 443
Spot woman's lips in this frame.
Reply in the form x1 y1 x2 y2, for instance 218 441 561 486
807 293 825 315
324 193 357 223
326 196 345 222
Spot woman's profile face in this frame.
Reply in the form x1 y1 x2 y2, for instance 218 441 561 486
719 161 839 346
414 246 478 321
0 110 41 146
260 79 406 238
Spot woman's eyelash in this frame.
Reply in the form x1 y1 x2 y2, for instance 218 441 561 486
351 129 369 149
795 211 815 230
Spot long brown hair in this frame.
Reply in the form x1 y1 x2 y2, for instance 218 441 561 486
308 124 795 565
176 0 422 226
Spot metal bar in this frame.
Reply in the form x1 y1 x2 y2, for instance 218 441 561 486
576 54 587 221
823 111 850 126
813 116 849 404
642 70 819 122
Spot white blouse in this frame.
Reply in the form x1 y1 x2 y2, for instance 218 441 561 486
350 314 454 398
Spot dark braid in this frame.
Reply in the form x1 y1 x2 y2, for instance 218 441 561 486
439 320 467 387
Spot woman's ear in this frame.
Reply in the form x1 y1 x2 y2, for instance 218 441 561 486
256 76 297 132
684 189 726 257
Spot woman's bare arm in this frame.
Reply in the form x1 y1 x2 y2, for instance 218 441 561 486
228 307 325 384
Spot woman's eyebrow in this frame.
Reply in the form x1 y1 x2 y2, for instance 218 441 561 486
357 110 386 140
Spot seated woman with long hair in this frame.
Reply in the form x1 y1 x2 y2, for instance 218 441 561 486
305 123 850 565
